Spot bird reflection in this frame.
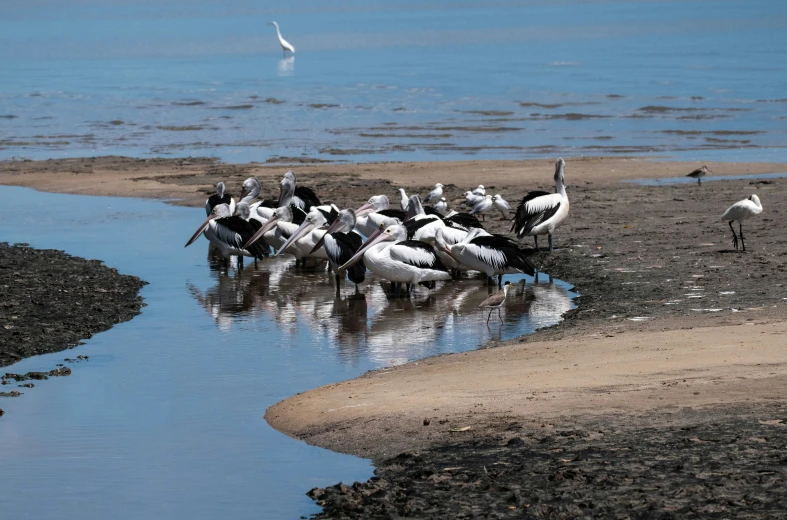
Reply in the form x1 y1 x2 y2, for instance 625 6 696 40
187 256 575 366
277 56 295 76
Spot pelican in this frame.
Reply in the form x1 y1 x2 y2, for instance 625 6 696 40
245 205 306 252
479 282 511 324
268 21 295 56
339 224 451 294
238 177 262 206
434 197 448 214
354 195 405 237
463 190 484 208
279 170 321 210
472 185 485 196
687 165 713 186
469 194 493 221
512 157 570 251
185 203 269 266
721 194 762 251
275 205 338 265
398 188 409 211
492 194 511 220
438 228 535 286
205 182 233 216
424 183 444 204
310 209 366 293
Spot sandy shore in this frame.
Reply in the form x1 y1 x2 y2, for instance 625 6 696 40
3 155 787 514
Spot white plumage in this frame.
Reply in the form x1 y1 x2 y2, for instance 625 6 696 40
424 183 444 204
269 21 295 55
512 158 570 251
398 188 409 211
472 185 485 196
434 197 448 214
469 194 493 221
492 194 511 219
721 194 763 251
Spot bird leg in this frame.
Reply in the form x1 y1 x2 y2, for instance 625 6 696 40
238 255 244 269
698 178 702 186
498 308 503 323
548 234 554 252
533 236 539 251
486 276 495 286
486 309 493 325
728 221 739 250
739 222 746 252
497 275 503 287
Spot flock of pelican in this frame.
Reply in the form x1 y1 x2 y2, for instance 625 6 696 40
185 160 573 311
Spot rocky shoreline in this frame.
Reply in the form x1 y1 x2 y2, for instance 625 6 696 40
0 242 147 368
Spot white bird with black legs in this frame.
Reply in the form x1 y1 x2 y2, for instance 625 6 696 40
479 282 512 325
438 227 535 286
339 224 452 295
310 209 367 293
268 21 295 56
354 195 405 237
512 157 570 251
721 194 763 251
205 182 233 216
687 165 713 186
492 194 511 220
185 203 269 267
469 194 493 221
424 183 444 204
434 197 448 215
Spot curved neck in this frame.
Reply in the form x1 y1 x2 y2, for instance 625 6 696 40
241 184 260 205
555 174 566 197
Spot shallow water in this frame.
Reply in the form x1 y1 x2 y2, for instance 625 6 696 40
1 0 787 163
0 186 575 519
624 171 787 186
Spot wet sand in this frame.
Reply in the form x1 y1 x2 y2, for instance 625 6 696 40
3 156 787 515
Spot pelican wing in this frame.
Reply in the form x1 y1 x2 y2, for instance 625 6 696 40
468 235 535 275
378 208 406 220
444 212 484 230
403 216 442 240
293 186 321 209
390 241 449 271
215 216 269 258
327 232 366 284
511 191 560 237
317 205 339 225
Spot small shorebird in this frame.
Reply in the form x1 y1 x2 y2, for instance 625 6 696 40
721 194 763 251
434 197 448 214
687 165 713 186
472 185 485 196
268 21 295 56
424 183 444 204
511 157 570 251
479 281 511 324
463 190 484 208
469 194 493 221
492 194 511 220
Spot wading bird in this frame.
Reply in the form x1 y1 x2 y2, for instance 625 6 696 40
340 224 451 295
721 194 763 251
354 195 405 237
185 203 269 267
268 21 295 56
245 205 306 252
512 158 570 251
205 182 233 216
479 281 511 324
310 209 366 293
437 228 535 286
687 165 713 186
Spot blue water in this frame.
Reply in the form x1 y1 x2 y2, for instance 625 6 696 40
0 186 575 519
1 0 786 163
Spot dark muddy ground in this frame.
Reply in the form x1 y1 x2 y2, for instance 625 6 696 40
0 242 147 368
310 403 787 519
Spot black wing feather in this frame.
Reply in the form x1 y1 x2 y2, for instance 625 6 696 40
396 240 449 271
294 186 321 209
511 191 559 237
443 212 484 230
331 232 366 285
378 208 406 220
470 234 535 275
216 217 269 258
403 216 441 240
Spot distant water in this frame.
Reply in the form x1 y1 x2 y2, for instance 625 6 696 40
0 186 575 519
1 0 786 163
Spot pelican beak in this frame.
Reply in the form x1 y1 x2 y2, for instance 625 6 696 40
338 226 390 271
309 219 343 254
239 186 249 201
185 215 218 247
276 220 313 256
443 245 457 260
355 201 376 217
245 216 278 249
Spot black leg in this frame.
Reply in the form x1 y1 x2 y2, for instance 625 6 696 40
698 178 701 186
498 308 503 323
534 236 539 251
739 222 746 252
497 274 503 287
728 221 739 250
487 309 493 325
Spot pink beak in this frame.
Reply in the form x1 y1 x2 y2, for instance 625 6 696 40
185 215 218 247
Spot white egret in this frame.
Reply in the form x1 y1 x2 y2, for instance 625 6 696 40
721 194 763 251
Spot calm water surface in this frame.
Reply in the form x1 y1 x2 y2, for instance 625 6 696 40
1 0 786 163
0 186 575 519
